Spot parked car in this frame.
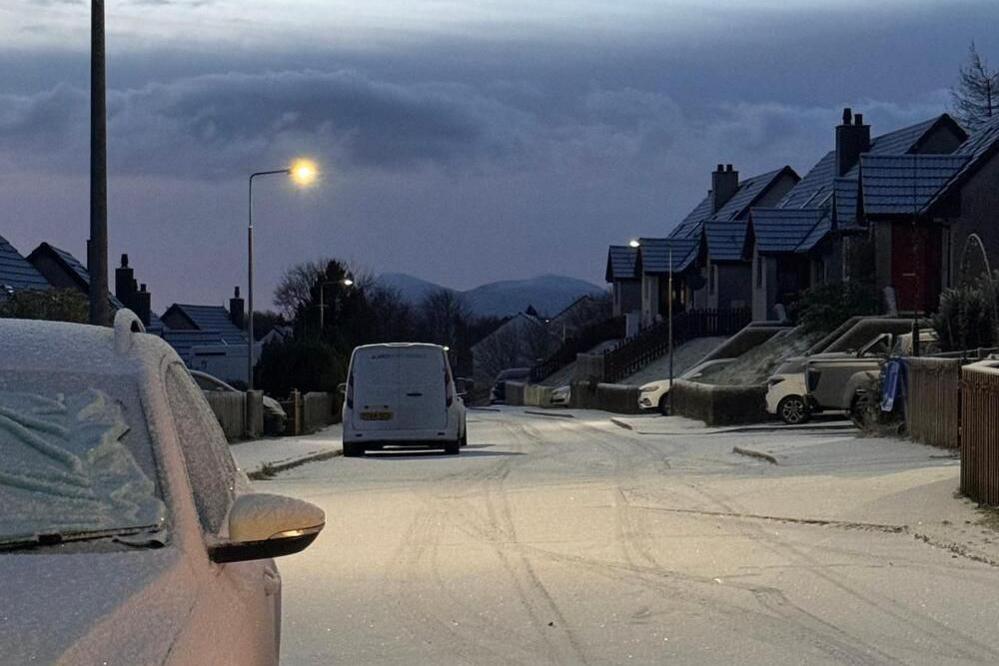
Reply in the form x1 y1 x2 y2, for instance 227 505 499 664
550 384 571 406
766 329 937 424
342 343 467 456
490 367 531 404
638 358 733 415
190 369 287 435
0 311 324 665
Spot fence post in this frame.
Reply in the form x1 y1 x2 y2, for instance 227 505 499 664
291 388 302 436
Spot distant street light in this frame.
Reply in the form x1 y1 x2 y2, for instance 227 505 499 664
247 159 319 393
318 277 354 332
629 239 641 248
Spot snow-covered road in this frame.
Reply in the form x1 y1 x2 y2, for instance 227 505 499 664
260 408 999 665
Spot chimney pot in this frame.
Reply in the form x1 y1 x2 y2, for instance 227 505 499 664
140 283 147 292
726 164 733 172
716 163 724 172
854 113 864 126
121 253 129 268
234 286 240 298
842 107 852 125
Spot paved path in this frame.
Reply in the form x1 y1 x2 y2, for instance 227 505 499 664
259 408 999 665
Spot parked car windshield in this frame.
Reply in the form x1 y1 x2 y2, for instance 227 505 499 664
0 370 167 545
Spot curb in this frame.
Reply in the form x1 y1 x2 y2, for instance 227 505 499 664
247 449 342 480
732 446 779 465
524 409 576 419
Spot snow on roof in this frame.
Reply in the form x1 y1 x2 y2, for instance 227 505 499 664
0 234 49 293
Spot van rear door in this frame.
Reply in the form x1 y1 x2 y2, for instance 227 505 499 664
394 348 448 431
351 348 401 432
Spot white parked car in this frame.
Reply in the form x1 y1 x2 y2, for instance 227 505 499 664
550 384 571 406
0 311 324 665
638 358 733 414
342 343 467 456
190 369 287 435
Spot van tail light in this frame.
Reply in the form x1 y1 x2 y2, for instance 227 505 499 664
346 372 354 409
445 368 453 407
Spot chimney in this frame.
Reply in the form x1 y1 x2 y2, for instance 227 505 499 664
229 286 245 329
114 254 136 311
835 107 871 176
134 283 151 326
711 163 739 213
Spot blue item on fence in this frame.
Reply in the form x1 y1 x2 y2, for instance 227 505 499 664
881 359 901 412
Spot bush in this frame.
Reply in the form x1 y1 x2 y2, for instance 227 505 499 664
0 289 88 323
255 339 345 398
932 274 998 352
792 281 881 334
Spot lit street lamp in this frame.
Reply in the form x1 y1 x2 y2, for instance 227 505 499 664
318 277 354 332
247 159 318 391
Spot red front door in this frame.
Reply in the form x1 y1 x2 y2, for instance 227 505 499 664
891 222 942 313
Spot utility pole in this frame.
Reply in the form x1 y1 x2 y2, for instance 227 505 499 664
89 0 110 326
668 244 674 413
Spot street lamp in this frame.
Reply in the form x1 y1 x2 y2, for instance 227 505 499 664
247 159 318 391
629 239 641 248
318 277 354 332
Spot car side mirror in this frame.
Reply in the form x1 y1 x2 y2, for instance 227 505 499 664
337 383 347 395
208 493 325 564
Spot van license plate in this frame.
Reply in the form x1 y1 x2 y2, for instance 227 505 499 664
361 411 393 421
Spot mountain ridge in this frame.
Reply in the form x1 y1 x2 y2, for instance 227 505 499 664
375 272 605 318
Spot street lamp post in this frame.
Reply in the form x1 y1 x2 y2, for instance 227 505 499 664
318 277 353 332
247 160 317 392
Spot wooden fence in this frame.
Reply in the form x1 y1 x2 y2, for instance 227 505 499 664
961 360 999 506
602 308 751 383
205 390 263 442
906 358 962 449
530 316 624 383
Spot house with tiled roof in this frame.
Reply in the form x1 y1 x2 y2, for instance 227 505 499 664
856 115 999 313
668 164 799 314
747 108 968 320
605 245 641 317
27 242 131 314
0 234 49 295
634 236 702 326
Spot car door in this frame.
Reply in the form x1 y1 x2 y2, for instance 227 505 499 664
395 348 447 431
164 364 280 665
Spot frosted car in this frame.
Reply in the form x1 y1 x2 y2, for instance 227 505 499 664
638 358 733 414
0 311 324 665
342 343 467 456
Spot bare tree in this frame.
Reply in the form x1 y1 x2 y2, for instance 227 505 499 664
274 259 327 319
419 288 471 348
952 42 999 131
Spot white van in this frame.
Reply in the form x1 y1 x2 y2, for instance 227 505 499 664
341 343 467 456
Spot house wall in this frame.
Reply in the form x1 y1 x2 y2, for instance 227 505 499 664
612 280 641 317
915 124 966 155
717 263 752 310
28 254 79 291
690 263 710 310
641 274 660 325
751 249 772 320
948 151 999 286
752 172 798 210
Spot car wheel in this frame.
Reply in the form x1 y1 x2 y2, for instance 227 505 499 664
343 442 365 457
444 438 460 455
657 394 670 416
777 395 809 425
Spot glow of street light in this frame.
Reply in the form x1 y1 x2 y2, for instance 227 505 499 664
290 159 318 186
629 239 640 248
342 278 354 287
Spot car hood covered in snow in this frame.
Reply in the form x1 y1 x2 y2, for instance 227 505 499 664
0 547 196 665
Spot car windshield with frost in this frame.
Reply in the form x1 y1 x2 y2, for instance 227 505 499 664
0 370 167 548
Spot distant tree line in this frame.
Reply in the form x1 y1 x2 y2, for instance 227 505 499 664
256 257 507 396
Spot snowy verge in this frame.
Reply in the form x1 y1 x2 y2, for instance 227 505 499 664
231 424 343 479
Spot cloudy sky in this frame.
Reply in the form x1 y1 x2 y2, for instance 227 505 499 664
1 0 996 309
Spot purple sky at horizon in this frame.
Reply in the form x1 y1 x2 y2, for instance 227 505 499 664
1 0 996 310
